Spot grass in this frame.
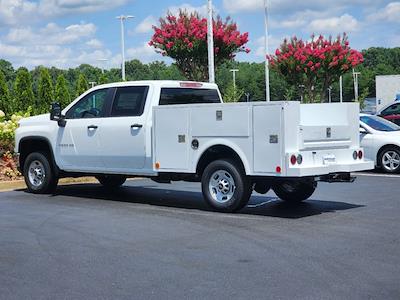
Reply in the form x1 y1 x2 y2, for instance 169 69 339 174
0 177 98 192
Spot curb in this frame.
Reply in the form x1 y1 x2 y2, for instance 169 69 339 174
0 177 98 192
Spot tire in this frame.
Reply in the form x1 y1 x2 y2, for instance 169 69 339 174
378 147 400 174
201 159 252 213
272 178 317 203
96 175 127 189
23 152 58 194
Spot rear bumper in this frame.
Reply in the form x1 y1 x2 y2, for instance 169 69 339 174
284 148 374 177
286 160 374 177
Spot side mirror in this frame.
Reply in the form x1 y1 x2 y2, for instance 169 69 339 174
50 102 66 127
50 102 62 121
359 127 368 134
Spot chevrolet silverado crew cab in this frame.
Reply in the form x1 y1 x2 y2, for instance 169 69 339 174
15 81 373 212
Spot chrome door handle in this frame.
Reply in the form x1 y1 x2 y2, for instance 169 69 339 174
131 124 143 129
87 125 98 130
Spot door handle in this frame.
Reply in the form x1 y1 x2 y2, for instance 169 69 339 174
88 125 98 130
131 124 143 129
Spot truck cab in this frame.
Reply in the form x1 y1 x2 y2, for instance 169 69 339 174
15 81 373 213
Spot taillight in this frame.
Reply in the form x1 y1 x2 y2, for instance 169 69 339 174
290 155 297 165
358 150 363 160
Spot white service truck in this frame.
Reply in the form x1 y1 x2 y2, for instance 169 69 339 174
15 81 373 212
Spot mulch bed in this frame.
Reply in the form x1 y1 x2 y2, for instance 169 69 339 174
0 152 21 181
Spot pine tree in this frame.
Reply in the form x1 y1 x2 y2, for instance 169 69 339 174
55 74 71 108
14 67 35 112
0 71 11 116
76 73 89 97
37 67 54 113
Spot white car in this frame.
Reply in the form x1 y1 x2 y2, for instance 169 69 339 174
360 114 400 173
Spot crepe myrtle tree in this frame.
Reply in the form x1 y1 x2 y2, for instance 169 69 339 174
149 10 250 81
267 33 363 103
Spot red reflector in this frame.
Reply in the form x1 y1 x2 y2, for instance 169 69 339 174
358 150 363 159
290 155 297 165
276 166 282 173
180 82 203 88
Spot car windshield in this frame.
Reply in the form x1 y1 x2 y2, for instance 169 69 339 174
360 115 400 132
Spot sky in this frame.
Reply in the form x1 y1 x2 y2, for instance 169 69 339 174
0 0 399 70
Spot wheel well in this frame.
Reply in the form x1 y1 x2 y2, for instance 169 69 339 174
196 145 246 177
19 138 55 173
377 144 400 166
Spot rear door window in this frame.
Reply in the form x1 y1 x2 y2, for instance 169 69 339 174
381 104 400 116
159 88 221 105
111 86 149 117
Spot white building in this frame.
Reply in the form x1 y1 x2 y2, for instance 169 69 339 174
376 75 400 111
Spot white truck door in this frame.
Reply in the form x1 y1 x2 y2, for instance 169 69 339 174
56 88 110 171
98 86 148 171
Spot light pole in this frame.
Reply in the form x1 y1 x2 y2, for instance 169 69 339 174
116 15 134 81
352 69 360 102
207 0 215 83
230 69 239 89
264 0 271 102
97 58 108 74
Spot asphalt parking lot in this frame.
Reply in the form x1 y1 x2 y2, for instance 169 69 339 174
0 174 399 300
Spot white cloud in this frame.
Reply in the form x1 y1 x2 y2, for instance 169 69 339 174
308 14 359 34
5 23 97 45
86 39 103 48
134 15 157 34
125 42 159 63
223 0 380 14
0 22 112 69
368 2 400 23
167 3 210 17
0 0 130 26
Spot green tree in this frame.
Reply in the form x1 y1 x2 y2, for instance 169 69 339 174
150 11 250 81
55 74 71 108
98 72 109 85
76 73 89 97
0 71 11 115
223 84 244 102
37 67 54 113
14 67 35 112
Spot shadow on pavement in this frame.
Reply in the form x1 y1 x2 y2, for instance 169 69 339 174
32 182 366 219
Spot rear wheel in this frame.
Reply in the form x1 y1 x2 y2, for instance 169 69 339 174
379 147 400 173
23 152 58 194
272 178 317 203
201 159 252 213
96 175 127 189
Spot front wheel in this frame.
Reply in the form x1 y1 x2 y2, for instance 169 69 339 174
23 152 58 194
201 159 252 213
272 178 317 203
96 175 127 189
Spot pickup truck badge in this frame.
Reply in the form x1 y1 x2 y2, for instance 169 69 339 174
326 127 332 138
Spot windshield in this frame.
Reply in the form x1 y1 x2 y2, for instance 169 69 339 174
360 115 400 132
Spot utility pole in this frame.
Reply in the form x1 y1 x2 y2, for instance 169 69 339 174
339 76 343 103
116 15 134 81
207 0 215 83
264 0 271 102
230 69 239 89
352 69 360 102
